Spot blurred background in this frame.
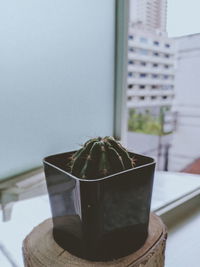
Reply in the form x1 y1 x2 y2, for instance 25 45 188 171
127 0 200 174
1 1 200 266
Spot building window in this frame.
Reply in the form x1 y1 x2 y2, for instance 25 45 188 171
152 74 158 79
129 47 135 52
164 54 170 58
139 85 146 89
153 52 159 57
139 49 148 55
163 75 169 79
164 64 169 68
140 61 146 66
165 43 170 48
162 95 168 99
153 63 158 68
128 72 133 77
140 73 147 78
128 96 132 100
128 84 133 89
162 85 171 90
139 96 145 100
128 60 134 65
129 35 134 40
140 37 148 43
151 85 158 89
153 41 159 46
151 96 157 100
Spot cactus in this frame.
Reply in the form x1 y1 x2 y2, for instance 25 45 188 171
68 136 136 179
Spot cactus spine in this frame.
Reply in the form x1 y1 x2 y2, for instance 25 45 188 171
69 136 135 179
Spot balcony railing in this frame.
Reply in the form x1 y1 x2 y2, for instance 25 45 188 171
127 77 175 85
128 40 176 55
128 53 175 65
127 65 175 75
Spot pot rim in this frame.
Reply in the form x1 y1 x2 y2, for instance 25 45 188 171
43 151 156 182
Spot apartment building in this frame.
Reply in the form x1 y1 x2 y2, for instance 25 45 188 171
130 0 167 34
127 28 175 108
127 1 176 171
127 0 175 109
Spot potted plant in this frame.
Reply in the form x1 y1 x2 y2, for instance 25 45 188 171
43 136 155 261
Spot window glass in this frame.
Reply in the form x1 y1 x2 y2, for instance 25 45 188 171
0 0 115 180
128 60 134 64
153 41 159 46
129 47 135 52
140 37 148 43
153 52 159 56
139 49 148 55
128 72 133 77
141 61 146 66
152 74 159 79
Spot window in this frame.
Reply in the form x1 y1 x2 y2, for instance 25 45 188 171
152 74 158 79
128 60 134 64
129 35 134 40
126 8 200 267
128 72 133 77
140 73 147 78
128 84 133 89
141 61 146 66
128 96 132 100
1 1 122 266
162 85 171 90
140 37 148 43
129 47 135 52
139 49 148 55
153 52 159 57
153 41 159 46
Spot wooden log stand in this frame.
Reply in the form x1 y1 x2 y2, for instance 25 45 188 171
23 213 167 267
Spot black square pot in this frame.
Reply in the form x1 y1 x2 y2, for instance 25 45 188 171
43 151 155 261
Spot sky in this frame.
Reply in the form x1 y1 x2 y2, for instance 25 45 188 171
167 0 200 37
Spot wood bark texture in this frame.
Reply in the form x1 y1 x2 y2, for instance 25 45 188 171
23 213 167 267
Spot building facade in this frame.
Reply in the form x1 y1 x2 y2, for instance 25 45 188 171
127 28 175 109
129 0 167 34
127 0 176 171
169 34 200 171
127 0 175 109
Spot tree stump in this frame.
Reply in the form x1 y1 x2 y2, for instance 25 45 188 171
23 213 167 267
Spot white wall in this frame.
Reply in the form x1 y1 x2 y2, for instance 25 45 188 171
0 0 115 180
169 34 200 171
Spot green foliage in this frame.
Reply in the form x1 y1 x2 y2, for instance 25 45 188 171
128 109 162 135
68 136 135 179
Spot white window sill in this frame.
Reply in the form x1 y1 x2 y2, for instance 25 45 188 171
1 170 200 266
